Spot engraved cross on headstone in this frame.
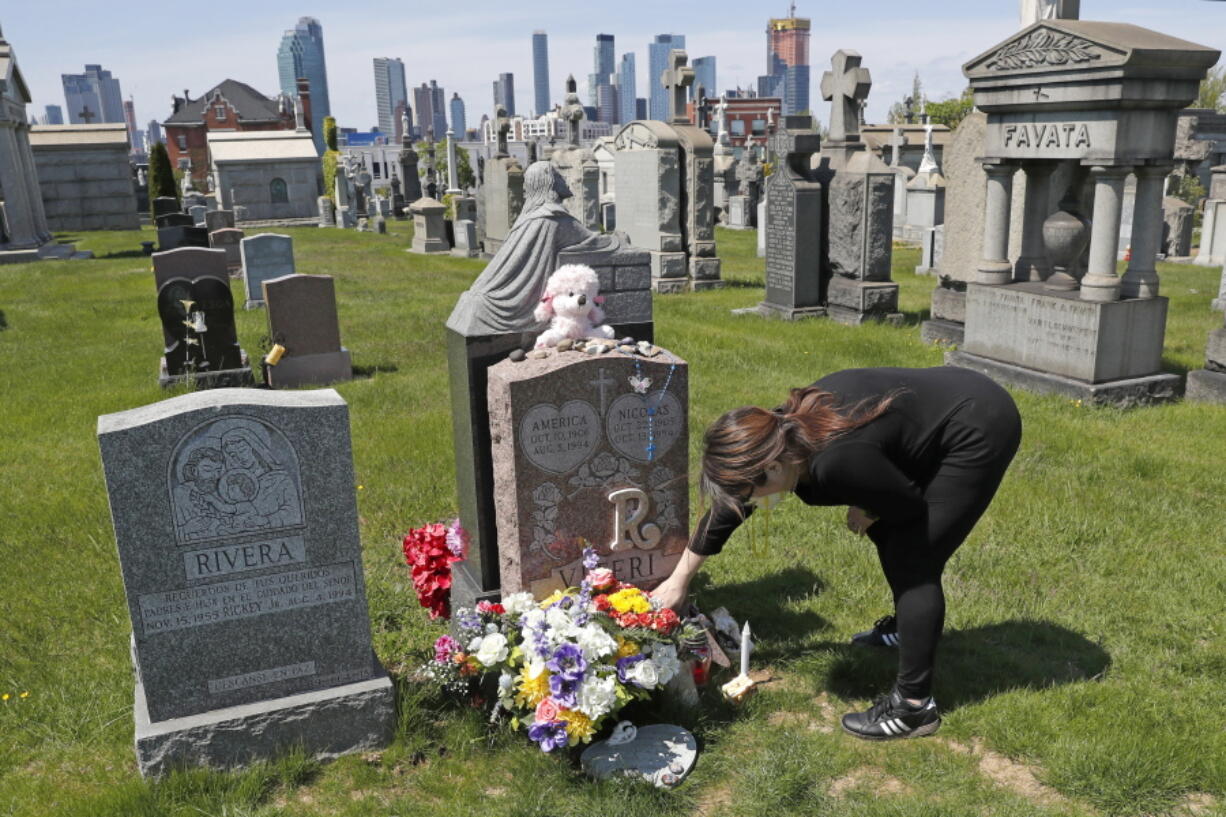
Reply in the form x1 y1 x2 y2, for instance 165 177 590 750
494 105 511 157
819 50 872 143
78 105 97 124
661 50 694 125
769 117 821 176
589 367 616 415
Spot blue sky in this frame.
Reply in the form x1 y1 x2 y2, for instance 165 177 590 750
2 1 1222 134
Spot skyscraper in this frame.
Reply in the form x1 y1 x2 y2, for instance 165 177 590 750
43 105 63 125
61 65 124 123
413 80 447 140
760 12 810 115
450 93 467 136
692 56 716 100
277 16 331 153
122 98 144 153
146 119 162 147
617 53 637 124
589 33 615 115
372 57 407 141
532 31 550 116
648 34 685 121
493 72 515 117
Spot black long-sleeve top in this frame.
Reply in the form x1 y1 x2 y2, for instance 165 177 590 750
688 367 984 556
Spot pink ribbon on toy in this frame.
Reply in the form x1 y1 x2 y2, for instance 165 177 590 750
594 295 605 305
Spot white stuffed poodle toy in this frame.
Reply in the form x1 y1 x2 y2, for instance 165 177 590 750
533 264 616 348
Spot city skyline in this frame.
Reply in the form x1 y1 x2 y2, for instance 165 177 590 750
276 16 330 152
3 2 1220 140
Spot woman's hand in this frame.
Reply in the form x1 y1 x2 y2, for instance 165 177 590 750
846 506 877 536
649 573 691 613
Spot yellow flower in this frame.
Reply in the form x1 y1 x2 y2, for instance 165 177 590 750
1 694 8 701
538 589 567 609
616 638 640 659
515 665 550 708
608 588 650 615
18 692 28 699
558 708 596 744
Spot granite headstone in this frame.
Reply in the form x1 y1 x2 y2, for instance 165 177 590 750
97 388 394 776
487 347 688 596
262 274 352 389
209 228 245 275
240 234 295 309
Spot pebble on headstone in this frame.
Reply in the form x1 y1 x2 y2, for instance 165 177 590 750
97 388 394 777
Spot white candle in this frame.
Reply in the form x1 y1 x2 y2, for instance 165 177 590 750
740 621 752 677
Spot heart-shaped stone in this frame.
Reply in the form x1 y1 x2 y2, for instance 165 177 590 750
519 400 601 474
606 391 683 463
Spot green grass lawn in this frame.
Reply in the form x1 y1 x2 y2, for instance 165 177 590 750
1 223 1224 817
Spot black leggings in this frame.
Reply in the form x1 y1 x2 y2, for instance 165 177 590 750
868 379 1022 699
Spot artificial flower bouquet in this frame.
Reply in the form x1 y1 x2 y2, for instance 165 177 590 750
402 519 468 620
419 547 705 752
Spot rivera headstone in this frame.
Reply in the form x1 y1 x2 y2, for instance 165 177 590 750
97 388 394 777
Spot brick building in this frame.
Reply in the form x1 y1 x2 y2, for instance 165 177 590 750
690 96 783 149
162 79 309 186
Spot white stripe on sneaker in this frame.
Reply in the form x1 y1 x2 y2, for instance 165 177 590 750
894 718 912 733
883 633 898 646
880 720 896 735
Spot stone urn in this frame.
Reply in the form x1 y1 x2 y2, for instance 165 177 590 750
1042 202 1091 292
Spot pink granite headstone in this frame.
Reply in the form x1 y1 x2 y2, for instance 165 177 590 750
488 347 688 597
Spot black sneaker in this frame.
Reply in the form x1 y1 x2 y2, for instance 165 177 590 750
841 688 941 741
851 615 899 648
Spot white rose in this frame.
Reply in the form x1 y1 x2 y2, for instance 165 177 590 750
650 643 681 685
474 633 509 667
575 623 618 661
503 592 537 615
576 674 618 720
467 636 484 653
545 605 574 636
629 658 659 688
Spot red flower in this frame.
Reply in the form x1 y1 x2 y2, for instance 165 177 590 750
476 600 506 616
593 595 612 612
403 522 463 619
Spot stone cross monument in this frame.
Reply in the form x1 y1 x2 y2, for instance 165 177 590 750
662 51 695 126
819 50 872 145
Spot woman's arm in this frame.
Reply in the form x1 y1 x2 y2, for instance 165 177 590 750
650 501 753 611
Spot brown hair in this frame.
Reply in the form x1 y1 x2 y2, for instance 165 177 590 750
700 386 895 515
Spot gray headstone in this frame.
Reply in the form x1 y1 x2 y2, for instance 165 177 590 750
240 234 295 308
208 228 245 273
263 274 352 389
153 247 229 291
759 117 825 319
205 210 236 232
157 212 195 229
451 219 478 258
190 205 208 227
317 196 336 228
153 197 180 219
97 389 393 776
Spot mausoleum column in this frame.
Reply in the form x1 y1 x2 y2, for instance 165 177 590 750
1081 165 1129 303
1120 164 1168 299
16 124 51 244
0 124 38 248
1014 163 1055 282
977 163 1015 285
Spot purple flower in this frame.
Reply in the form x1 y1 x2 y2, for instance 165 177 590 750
548 673 580 707
455 608 482 634
582 546 600 571
527 719 569 752
433 635 460 664
616 654 646 684
546 643 587 681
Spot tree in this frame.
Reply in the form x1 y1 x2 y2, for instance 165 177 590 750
323 116 338 152
887 72 924 124
1197 66 1226 112
925 88 976 131
321 116 340 202
416 139 476 192
147 141 178 217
